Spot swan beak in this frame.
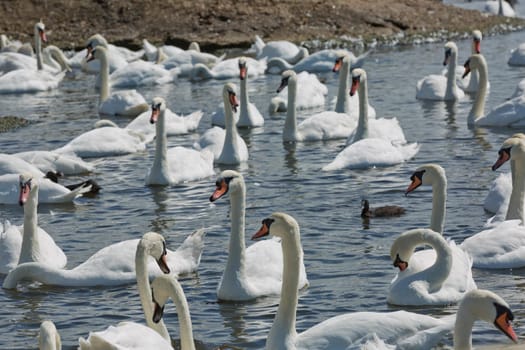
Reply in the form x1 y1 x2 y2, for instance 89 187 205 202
252 220 271 240
210 179 228 202
276 77 289 93
333 58 343 73
492 148 511 171
39 29 47 43
405 177 422 196
443 51 451 66
229 92 239 113
157 254 170 274
85 44 93 58
474 40 481 54
150 108 160 124
239 65 247 80
350 78 359 97
462 66 471 79
18 181 31 206
152 302 165 323
494 311 518 343
393 254 408 271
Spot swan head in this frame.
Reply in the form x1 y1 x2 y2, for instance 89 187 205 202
188 41 200 52
472 30 482 54
19 173 36 206
252 212 299 241
443 42 457 66
151 275 179 323
405 164 445 195
138 232 170 274
150 97 166 124
209 170 243 202
462 53 486 79
238 57 247 80
350 68 366 96
85 34 108 57
86 45 108 63
492 136 525 171
223 83 239 113
34 21 47 43
390 228 439 271
332 51 350 73
457 289 517 343
39 320 61 350
276 70 296 93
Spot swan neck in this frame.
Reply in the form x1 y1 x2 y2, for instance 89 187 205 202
353 78 369 142
240 77 249 119
219 91 241 162
431 179 447 234
135 245 170 341
19 188 39 264
468 59 488 125
35 27 43 70
283 77 298 140
152 110 169 180
445 52 458 100
99 51 110 102
335 60 350 113
170 281 196 350
224 185 247 275
506 158 525 223
453 307 475 350
267 225 301 348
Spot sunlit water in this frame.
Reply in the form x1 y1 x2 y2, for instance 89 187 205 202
1 26 525 349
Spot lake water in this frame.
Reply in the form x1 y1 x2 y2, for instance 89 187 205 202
1 24 525 350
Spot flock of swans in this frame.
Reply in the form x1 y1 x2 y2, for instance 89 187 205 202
1 6 525 349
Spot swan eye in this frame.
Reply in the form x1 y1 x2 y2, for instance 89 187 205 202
20 178 32 189
499 147 511 157
410 170 425 182
262 218 275 227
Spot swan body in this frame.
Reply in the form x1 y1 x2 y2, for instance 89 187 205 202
485 0 516 16
510 78 525 99
269 71 327 113
145 97 214 185
484 172 512 217
278 70 356 142
250 35 309 64
13 151 93 175
388 228 476 306
3 228 205 289
0 174 67 274
39 320 61 350
210 171 308 301
142 39 223 68
266 48 370 74
0 46 70 75
190 56 265 81
460 136 525 268
104 59 176 88
54 125 147 158
332 51 376 118
416 42 464 101
508 43 525 66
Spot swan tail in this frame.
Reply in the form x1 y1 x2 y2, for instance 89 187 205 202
183 110 204 131
94 119 119 128
246 35 265 56
215 52 227 64
121 103 149 118
171 228 206 276
269 97 287 113
266 57 292 74
351 49 374 69
58 181 94 201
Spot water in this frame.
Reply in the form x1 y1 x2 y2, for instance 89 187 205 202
1 28 525 349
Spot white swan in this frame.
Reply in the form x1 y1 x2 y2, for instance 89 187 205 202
508 42 525 66
87 46 149 117
464 53 525 127
194 83 249 164
2 228 205 289
268 71 327 113
13 150 93 175
332 52 376 118
416 42 464 101
210 57 264 128
485 0 516 16
0 22 66 94
266 48 370 74
459 30 485 93
345 68 407 145
0 174 67 274
39 320 61 350
460 136 525 268
252 212 459 350
0 45 70 75
210 170 308 301
190 56 266 81
151 274 196 350
388 228 477 306
249 35 309 64
277 70 356 142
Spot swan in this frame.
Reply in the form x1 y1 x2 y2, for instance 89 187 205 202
277 70 357 142
145 97 214 185
266 48 370 74
345 68 408 145
0 22 66 94
459 30 485 93
2 228 205 288
13 150 94 175
0 174 67 274
88 46 149 117
416 42 464 101
485 0 516 16
194 83 249 164
464 53 525 127
460 136 525 268
508 43 525 66
0 45 70 75
332 52 376 118
142 39 224 69
210 170 308 301
39 320 61 350
249 35 309 64
151 274 196 350
252 212 459 349
268 71 327 113
211 57 264 128
190 56 266 81
510 77 525 99
388 228 477 306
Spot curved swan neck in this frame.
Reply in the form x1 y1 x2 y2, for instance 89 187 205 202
352 77 369 143
35 26 43 71
431 177 447 234
453 305 476 350
445 50 458 100
266 224 302 349
98 49 110 103
506 156 525 223
283 75 298 141
169 280 195 350
468 57 488 125
19 186 40 264
135 245 170 341
335 58 350 113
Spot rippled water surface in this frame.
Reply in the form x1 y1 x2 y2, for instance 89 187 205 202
1 27 525 349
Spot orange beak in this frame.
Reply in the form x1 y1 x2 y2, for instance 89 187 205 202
405 177 422 195
333 58 342 73
19 182 31 206
350 78 359 96
239 65 247 80
492 149 510 171
474 40 481 54
209 179 228 202
150 108 160 124
252 221 270 240
229 92 239 113
39 29 47 43
495 312 518 343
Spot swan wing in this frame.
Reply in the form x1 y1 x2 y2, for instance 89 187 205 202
14 150 94 175
0 220 22 273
